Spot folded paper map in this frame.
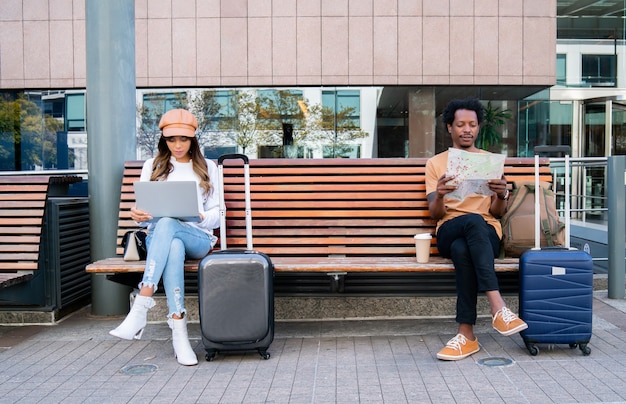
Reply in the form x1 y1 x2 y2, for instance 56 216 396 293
445 148 506 200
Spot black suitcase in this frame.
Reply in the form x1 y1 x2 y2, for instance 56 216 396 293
198 154 274 361
519 146 593 356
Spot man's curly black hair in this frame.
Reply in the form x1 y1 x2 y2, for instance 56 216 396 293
441 98 484 127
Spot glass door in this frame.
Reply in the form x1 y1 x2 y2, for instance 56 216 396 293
612 101 626 155
582 101 607 221
580 98 626 222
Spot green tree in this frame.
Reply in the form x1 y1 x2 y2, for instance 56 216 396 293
189 90 221 150
302 103 369 157
0 95 61 170
213 90 260 154
213 90 305 155
477 101 512 152
255 90 306 148
0 95 22 169
136 103 161 158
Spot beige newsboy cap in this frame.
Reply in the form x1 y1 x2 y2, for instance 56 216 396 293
158 109 198 138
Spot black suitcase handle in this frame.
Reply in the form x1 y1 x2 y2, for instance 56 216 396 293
218 153 249 165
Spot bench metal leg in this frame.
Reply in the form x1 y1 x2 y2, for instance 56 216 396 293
327 272 347 293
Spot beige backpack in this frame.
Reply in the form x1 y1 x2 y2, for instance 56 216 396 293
500 180 565 257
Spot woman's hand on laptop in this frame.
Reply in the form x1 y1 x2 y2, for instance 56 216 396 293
130 206 152 223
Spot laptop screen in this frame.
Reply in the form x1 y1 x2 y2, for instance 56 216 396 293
134 181 201 222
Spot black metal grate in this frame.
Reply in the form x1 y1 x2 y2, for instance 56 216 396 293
44 198 92 309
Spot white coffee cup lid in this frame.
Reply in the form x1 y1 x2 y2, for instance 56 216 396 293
414 233 432 240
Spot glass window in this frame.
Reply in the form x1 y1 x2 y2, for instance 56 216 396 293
210 90 236 131
0 91 77 171
257 89 305 129
322 90 361 127
142 92 187 124
556 54 566 85
581 54 616 87
517 99 572 157
322 145 360 158
204 145 238 159
66 93 85 131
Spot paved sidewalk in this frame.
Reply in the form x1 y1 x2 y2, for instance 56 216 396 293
1 291 625 403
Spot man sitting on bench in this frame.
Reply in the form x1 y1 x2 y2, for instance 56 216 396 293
425 97 528 361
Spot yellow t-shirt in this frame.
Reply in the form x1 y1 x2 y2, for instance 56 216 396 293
425 150 502 239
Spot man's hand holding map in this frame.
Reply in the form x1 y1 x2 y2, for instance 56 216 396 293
445 148 506 200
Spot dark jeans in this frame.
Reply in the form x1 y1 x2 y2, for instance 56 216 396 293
436 214 501 325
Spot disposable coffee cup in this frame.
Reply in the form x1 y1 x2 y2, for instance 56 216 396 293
414 233 432 263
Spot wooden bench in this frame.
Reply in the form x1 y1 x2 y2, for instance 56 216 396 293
0 174 83 289
86 158 552 293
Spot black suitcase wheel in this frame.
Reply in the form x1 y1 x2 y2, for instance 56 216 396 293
525 342 539 356
579 344 591 356
259 350 270 360
568 343 591 355
205 351 217 361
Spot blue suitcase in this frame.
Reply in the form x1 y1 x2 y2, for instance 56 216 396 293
519 248 593 356
518 147 593 356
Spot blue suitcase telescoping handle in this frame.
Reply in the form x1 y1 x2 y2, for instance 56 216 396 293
533 146 571 250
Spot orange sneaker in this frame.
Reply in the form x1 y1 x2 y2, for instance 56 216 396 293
436 334 480 361
492 307 528 336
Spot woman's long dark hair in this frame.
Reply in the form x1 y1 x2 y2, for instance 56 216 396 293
150 136 212 196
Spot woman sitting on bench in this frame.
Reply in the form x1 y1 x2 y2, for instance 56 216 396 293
109 109 220 366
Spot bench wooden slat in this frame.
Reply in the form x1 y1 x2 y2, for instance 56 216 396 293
225 200 428 209
0 195 47 203
228 227 428 236
0 252 40 260
231 218 435 227
86 256 519 273
0 263 39 271
0 235 40 243
0 209 47 217
0 227 43 235
0 218 47 226
0 184 50 192
0 244 40 252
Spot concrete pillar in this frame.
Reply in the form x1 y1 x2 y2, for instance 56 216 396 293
86 0 136 315
407 88 436 158
607 155 626 299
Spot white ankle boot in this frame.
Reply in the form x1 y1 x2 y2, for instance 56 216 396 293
109 295 155 340
168 315 198 366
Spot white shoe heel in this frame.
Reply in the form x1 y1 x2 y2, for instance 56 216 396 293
168 315 198 366
109 295 155 340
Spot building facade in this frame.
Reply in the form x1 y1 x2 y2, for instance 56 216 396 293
0 0 558 170
1 1 624 167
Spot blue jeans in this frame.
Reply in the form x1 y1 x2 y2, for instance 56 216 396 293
436 214 501 325
141 218 212 317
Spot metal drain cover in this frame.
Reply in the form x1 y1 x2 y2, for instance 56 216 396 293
477 357 514 367
120 364 158 375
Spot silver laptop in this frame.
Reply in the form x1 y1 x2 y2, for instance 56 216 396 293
134 181 202 222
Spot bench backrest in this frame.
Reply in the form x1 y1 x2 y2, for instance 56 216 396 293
116 158 551 258
0 175 83 271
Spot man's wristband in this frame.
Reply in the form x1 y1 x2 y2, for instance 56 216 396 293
498 189 510 201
